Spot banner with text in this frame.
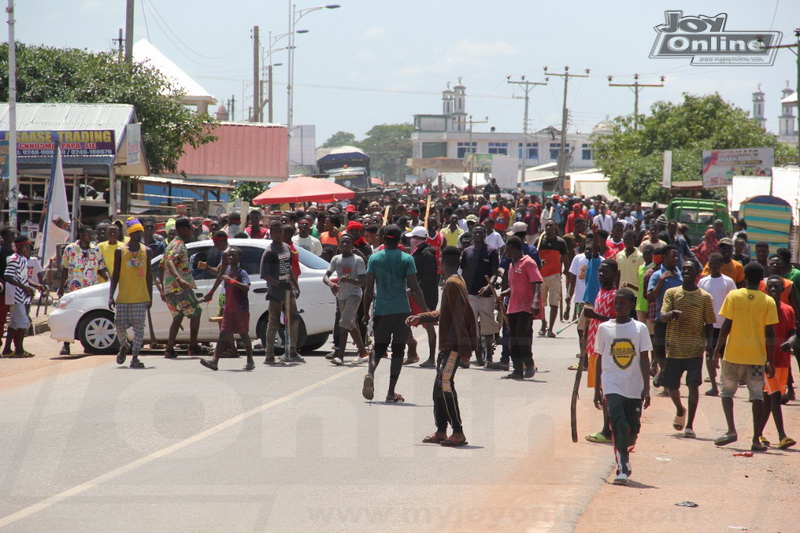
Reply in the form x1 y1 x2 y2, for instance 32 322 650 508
702 147 773 188
0 130 116 157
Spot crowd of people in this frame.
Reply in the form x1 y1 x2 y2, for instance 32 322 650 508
0 181 797 485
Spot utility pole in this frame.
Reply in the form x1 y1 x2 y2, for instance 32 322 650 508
252 25 260 122
544 66 589 193
229 95 235 122
112 28 124 59
607 74 665 130
465 115 488 186
760 28 800 165
507 75 548 188
124 0 134 66
7 0 17 228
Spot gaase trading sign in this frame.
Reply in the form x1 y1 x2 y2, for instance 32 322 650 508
0 130 116 157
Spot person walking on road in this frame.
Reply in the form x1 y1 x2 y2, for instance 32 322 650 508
3 235 41 358
58 225 108 355
712 262 778 451
459 224 500 367
659 260 716 438
161 217 204 358
408 246 477 447
361 225 428 403
108 218 153 369
405 226 439 367
593 288 652 485
200 247 255 371
261 219 303 365
697 253 736 397
537 219 568 338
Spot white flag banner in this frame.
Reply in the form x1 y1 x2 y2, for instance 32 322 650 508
40 145 71 267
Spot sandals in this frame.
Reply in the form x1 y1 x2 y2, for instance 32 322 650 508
758 436 771 447
129 359 145 369
440 435 468 447
683 428 696 439
243 362 255 371
419 359 436 368
751 441 768 452
164 349 178 359
385 393 405 403
585 432 612 444
673 411 686 431
200 358 218 371
778 437 796 450
8 351 35 358
422 433 446 444
714 433 738 447
403 356 420 366
362 374 374 400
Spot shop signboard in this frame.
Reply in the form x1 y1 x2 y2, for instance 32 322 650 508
0 130 116 157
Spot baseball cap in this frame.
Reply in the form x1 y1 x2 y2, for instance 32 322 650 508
507 221 528 235
466 215 478 223
383 224 402 240
406 226 428 239
719 237 734 246
346 205 357 213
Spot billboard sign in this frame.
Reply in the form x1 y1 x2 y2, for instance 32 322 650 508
702 147 773 188
0 130 116 157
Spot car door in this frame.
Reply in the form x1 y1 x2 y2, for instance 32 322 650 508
238 244 268 338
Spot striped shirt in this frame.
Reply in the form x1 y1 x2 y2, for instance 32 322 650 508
661 286 716 359
5 253 32 305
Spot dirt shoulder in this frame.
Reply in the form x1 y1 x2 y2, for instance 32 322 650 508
574 382 799 533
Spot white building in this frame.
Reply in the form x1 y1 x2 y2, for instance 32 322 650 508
409 81 606 177
751 83 797 148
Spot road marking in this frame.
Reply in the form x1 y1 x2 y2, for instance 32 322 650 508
0 366 362 528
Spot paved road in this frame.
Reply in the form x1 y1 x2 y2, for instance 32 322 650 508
0 325 614 532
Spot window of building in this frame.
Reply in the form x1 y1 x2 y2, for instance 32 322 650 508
422 142 447 158
517 142 538 159
488 142 508 155
582 143 593 160
549 143 570 160
457 142 476 159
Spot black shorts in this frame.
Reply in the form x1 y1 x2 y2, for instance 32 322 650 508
662 357 703 389
373 313 410 345
708 328 724 360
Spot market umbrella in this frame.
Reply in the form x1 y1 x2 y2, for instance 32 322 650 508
370 177 385 187
251 176 355 205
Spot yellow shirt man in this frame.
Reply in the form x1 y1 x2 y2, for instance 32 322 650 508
719 288 778 365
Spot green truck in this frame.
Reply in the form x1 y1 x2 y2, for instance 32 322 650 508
664 198 733 244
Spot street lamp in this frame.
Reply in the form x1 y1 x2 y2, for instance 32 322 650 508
287 2 340 174
264 29 307 123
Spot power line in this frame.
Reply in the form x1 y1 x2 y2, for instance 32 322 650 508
607 73 666 129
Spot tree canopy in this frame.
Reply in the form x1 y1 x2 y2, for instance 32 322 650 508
591 93 795 203
0 43 217 174
359 123 413 182
321 131 359 149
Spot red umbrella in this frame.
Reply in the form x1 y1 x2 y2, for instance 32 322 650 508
370 177 385 187
251 176 355 205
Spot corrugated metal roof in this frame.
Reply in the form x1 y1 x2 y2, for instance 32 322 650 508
0 102 136 145
172 122 288 181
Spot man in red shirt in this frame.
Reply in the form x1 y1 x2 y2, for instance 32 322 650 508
492 197 512 233
536 219 569 337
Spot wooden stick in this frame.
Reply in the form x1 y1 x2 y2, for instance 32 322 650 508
571 349 587 443
382 205 390 226
484 275 510 330
284 288 292 358
423 195 432 229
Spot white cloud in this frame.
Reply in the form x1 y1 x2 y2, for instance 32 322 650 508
362 27 386 40
353 50 376 62
80 0 114 13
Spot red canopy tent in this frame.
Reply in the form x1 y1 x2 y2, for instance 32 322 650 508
251 176 355 205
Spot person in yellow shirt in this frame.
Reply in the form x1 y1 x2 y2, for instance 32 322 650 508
700 238 744 286
712 261 778 451
441 215 464 248
98 224 123 278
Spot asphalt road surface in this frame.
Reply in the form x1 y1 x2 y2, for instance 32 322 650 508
0 325 615 532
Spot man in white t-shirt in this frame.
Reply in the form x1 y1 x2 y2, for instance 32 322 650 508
594 288 652 486
292 218 323 257
484 218 505 254
592 203 614 232
568 242 592 367
697 252 736 397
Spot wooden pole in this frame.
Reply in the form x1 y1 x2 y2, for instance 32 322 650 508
423 195 431 229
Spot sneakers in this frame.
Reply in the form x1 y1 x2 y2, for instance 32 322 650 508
613 472 628 485
129 358 145 369
325 351 336 360
60 343 70 356
486 361 509 371
362 373 375 400
353 353 370 365
331 357 344 366
523 366 537 379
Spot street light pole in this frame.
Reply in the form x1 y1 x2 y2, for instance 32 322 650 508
286 3 340 175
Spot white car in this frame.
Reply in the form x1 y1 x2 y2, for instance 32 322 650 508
49 238 336 354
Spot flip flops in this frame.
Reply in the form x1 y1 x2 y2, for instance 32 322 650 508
673 412 686 431
362 374 374 400
683 428 696 439
751 441 768 452
403 356 419 366
714 433 738 446
8 351 34 358
778 437 796 450
385 393 405 403
440 435 468 447
758 436 771 447
422 434 445 444
419 359 436 368
585 432 612 444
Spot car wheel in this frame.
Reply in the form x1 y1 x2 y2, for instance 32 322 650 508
77 311 119 354
257 313 307 355
301 332 329 353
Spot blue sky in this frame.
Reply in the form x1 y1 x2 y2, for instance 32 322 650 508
13 0 800 145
